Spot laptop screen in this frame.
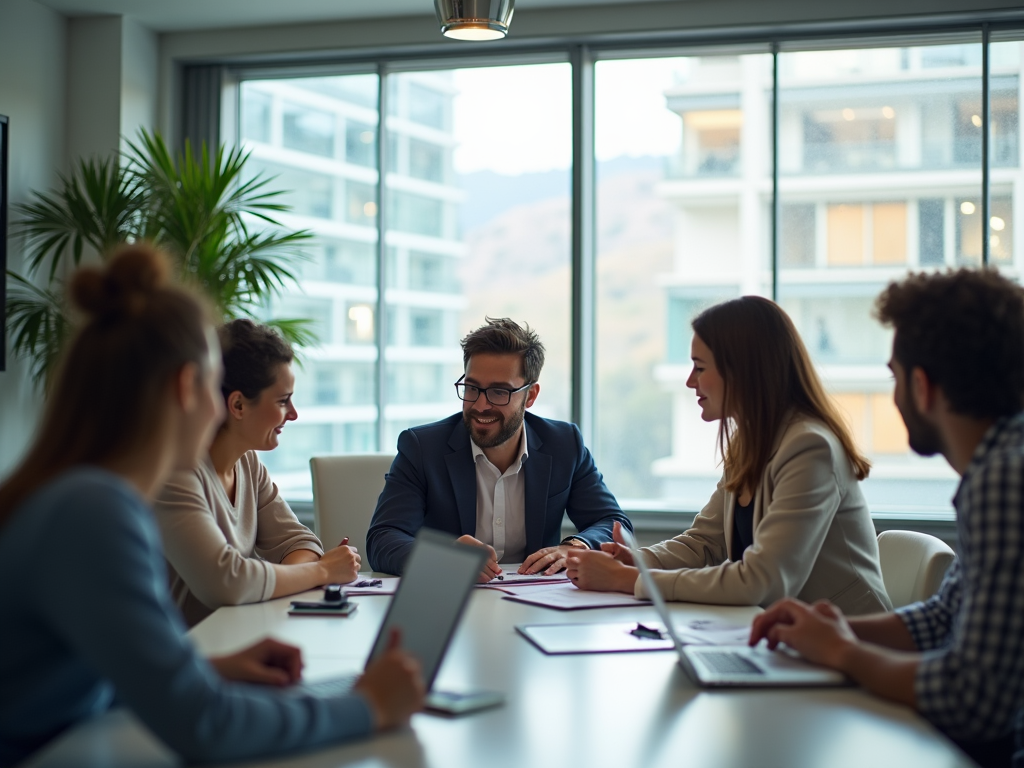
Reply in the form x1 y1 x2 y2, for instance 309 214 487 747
619 528 686 655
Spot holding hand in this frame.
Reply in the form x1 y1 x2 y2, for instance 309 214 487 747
355 629 426 730
319 541 361 584
599 521 635 565
456 534 502 583
565 550 639 594
520 542 586 575
210 638 304 686
748 598 857 670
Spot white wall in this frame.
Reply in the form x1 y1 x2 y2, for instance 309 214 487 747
0 0 67 476
0 4 159 479
67 15 160 161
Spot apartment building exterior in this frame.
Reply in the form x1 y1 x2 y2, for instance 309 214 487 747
239 73 465 497
652 44 1022 514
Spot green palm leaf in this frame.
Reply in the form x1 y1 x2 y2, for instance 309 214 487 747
261 317 319 351
5 271 71 385
7 128 317 389
12 155 148 281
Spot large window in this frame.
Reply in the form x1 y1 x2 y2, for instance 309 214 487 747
240 64 571 497
594 54 772 509
232 31 1020 515
776 42 984 515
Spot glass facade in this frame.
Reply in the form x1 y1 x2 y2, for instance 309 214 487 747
233 35 1022 514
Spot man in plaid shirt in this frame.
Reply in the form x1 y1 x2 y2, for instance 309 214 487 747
751 269 1024 768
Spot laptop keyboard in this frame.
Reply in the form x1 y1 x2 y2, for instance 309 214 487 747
300 673 359 697
698 651 764 675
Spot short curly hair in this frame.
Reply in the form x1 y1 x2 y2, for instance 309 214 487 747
219 319 294 402
460 317 545 383
874 269 1024 419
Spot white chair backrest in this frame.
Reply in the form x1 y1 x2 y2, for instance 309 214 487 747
310 453 395 572
876 529 956 609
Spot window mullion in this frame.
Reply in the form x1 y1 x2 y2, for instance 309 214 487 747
982 24 991 267
570 45 596 443
771 44 780 301
375 64 388 451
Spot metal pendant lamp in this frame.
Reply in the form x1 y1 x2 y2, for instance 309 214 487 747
434 0 514 41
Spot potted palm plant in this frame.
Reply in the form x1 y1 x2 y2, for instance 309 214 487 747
6 130 314 385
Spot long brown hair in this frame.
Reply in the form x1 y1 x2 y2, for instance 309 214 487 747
692 296 870 497
0 244 212 526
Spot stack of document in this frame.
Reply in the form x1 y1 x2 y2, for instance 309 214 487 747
499 582 649 610
476 565 570 589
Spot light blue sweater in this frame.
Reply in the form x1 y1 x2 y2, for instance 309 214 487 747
0 468 373 765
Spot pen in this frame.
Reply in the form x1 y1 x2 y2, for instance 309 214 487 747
338 537 349 548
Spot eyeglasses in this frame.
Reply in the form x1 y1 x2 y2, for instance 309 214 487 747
454 375 533 406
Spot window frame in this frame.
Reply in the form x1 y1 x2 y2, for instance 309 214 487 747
207 13 1024 525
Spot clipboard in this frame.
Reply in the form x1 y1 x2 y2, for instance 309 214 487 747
516 622 676 654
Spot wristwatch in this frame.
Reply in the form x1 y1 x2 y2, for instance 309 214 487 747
561 536 589 550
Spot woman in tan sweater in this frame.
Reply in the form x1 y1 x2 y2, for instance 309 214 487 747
155 320 360 626
567 297 891 615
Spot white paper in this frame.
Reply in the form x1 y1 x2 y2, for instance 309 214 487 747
476 563 570 588
341 577 401 595
501 582 649 610
671 618 751 646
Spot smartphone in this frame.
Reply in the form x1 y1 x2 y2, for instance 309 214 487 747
288 601 358 617
425 689 505 716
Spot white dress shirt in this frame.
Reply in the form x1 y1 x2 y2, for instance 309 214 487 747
471 429 529 562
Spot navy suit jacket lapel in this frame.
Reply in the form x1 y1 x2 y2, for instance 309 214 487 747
445 420 478 536
523 419 551 555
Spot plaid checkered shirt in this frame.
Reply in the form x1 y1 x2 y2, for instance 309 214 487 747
896 412 1024 744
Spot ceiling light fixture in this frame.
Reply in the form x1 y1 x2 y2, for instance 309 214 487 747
435 0 514 41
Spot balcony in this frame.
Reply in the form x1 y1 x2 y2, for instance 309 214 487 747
801 140 897 173
668 148 740 178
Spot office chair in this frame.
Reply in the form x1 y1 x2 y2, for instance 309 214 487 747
876 529 956 609
310 453 395 572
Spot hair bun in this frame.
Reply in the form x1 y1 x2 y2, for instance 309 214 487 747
70 244 171 320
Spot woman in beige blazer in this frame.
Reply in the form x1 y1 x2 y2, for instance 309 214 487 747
567 297 891 615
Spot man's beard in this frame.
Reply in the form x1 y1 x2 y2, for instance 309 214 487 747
899 399 944 457
464 398 526 449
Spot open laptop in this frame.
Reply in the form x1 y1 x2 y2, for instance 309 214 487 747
622 528 847 688
303 528 504 709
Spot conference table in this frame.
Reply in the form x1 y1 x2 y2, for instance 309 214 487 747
26 582 975 768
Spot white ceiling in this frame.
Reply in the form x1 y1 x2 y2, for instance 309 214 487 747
34 0 667 33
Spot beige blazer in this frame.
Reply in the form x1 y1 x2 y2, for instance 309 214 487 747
637 416 892 615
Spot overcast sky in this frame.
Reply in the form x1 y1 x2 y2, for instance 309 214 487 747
452 59 690 175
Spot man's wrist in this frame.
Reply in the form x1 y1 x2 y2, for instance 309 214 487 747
561 536 589 550
832 637 865 676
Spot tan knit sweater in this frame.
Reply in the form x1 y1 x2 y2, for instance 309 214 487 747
154 452 323 626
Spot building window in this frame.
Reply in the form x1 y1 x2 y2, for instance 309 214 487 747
282 103 335 158
233 34 1015 514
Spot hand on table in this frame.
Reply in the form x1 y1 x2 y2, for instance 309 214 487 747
210 638 304 686
456 534 502 583
355 629 425 730
598 521 635 565
749 598 857 670
318 538 361 584
565 550 639 594
519 543 584 575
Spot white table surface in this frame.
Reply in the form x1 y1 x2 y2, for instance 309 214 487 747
25 586 976 768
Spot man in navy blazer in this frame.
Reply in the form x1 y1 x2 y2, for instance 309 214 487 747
366 318 632 579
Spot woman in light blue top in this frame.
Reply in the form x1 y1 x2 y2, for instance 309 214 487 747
0 245 424 766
